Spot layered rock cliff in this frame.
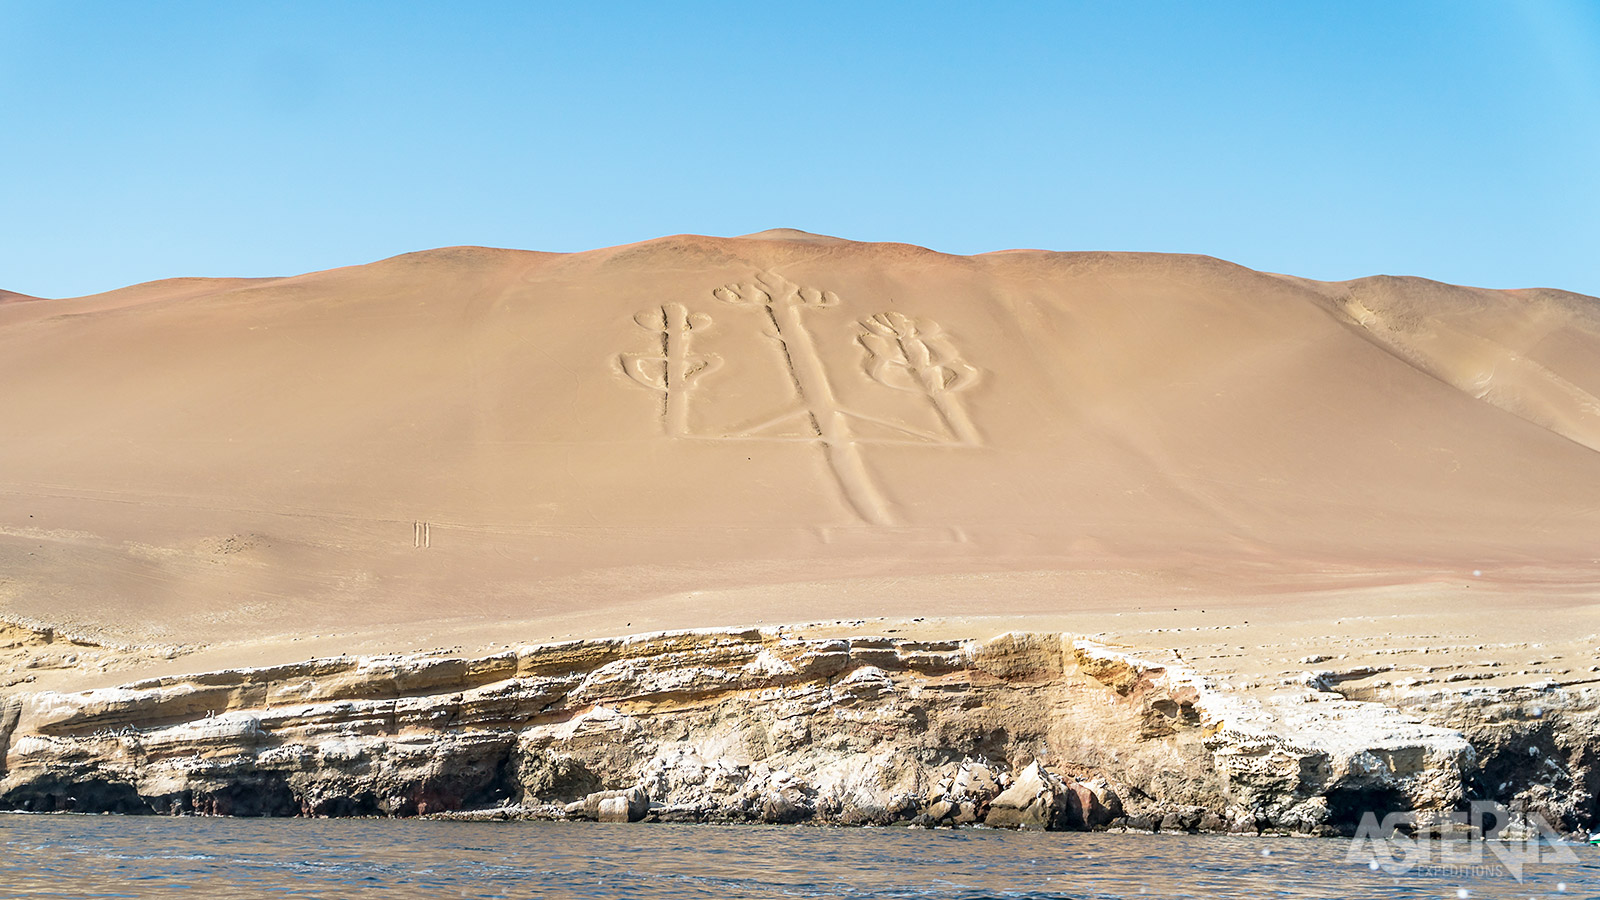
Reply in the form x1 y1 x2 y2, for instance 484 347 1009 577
3 626 1593 835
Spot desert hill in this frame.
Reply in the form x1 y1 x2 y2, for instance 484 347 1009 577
2 230 1598 661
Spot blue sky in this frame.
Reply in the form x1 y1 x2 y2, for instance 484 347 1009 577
2 1 1597 298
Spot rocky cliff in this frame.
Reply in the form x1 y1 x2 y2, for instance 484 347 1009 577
1 626 1594 835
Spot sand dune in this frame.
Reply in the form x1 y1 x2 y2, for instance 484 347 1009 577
2 230 1598 665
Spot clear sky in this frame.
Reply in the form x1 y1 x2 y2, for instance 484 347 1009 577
3 1 1598 298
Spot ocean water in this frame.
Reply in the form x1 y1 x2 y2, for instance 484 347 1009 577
0 815 1593 899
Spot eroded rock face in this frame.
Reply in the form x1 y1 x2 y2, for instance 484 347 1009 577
1 620 184 692
0 628 1592 835
1385 683 1600 835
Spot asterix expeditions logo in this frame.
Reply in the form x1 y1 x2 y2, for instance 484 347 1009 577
1346 800 1580 882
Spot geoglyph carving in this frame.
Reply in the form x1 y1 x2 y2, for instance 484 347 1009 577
618 302 721 437
619 272 982 524
859 311 982 447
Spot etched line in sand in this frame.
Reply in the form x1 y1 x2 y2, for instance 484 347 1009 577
613 273 985 527
619 303 721 436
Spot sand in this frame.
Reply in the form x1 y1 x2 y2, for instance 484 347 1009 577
1 229 1597 694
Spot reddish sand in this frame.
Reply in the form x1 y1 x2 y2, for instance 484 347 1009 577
2 230 1597 690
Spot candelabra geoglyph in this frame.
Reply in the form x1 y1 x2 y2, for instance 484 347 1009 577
619 271 982 525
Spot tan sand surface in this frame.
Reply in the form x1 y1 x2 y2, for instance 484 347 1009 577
2 230 1597 689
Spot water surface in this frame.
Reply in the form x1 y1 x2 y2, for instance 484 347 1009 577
1 815 1593 899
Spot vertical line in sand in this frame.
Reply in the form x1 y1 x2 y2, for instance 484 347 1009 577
772 297 894 526
890 329 980 447
930 392 980 447
656 311 672 432
664 303 690 437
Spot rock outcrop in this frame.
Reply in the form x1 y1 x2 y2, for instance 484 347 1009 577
0 628 1593 835
2 620 178 691
982 761 1070 829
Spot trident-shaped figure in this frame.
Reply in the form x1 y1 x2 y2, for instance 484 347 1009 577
859 311 982 446
714 272 894 525
619 302 721 436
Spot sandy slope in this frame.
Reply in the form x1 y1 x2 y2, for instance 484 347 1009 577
1 230 1597 690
